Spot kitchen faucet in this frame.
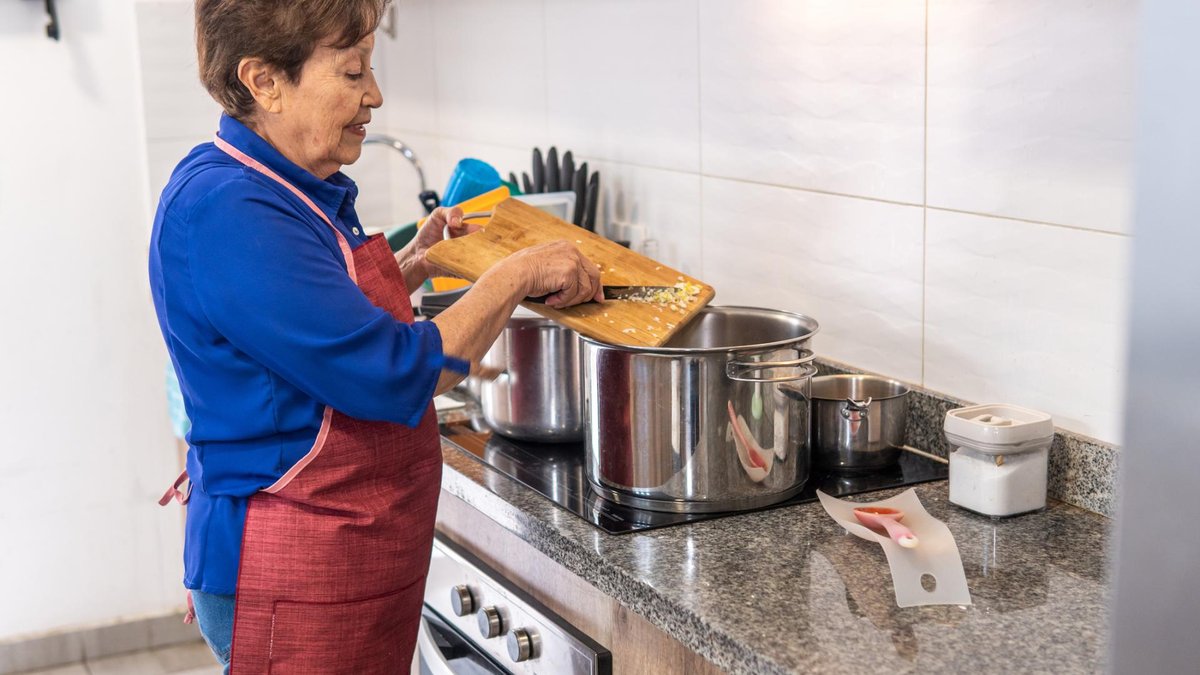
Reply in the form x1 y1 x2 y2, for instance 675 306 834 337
362 134 440 214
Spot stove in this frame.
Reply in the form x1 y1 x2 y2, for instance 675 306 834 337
440 415 948 535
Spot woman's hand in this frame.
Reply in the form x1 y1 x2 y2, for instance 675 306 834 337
396 206 479 289
503 240 604 309
415 206 474 250
429 239 602 395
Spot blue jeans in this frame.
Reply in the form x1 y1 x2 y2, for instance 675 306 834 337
191 590 235 675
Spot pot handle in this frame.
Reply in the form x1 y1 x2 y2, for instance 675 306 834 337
840 397 872 421
726 349 817 383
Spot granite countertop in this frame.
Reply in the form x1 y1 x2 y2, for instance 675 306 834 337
439 439 1111 674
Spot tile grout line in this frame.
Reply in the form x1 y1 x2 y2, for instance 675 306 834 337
923 205 1131 236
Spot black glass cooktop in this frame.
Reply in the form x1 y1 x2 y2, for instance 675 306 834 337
440 418 948 535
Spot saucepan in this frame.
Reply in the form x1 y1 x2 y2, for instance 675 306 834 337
419 287 584 442
810 375 909 472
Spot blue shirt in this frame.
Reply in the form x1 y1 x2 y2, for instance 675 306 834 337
149 115 447 595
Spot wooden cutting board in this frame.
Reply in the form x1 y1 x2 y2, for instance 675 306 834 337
426 198 715 347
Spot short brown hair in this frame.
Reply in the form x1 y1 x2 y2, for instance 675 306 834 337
195 0 389 119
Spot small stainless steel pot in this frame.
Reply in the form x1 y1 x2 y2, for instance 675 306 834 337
422 288 584 443
582 306 819 513
810 375 909 472
476 308 583 442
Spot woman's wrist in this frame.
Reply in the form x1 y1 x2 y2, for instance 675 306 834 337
479 257 531 305
394 243 430 290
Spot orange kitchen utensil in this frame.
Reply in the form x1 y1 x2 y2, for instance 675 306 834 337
853 506 919 548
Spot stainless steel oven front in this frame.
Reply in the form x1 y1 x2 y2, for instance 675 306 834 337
419 534 611 675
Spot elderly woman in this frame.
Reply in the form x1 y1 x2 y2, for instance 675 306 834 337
148 1 601 672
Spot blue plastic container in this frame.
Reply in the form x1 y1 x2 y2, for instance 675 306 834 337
441 158 502 207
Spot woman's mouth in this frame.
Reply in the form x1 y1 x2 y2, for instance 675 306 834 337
345 123 367 137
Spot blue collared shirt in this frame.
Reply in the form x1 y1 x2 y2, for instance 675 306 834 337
149 114 446 594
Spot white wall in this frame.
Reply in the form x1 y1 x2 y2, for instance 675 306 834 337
0 1 184 639
377 0 1133 445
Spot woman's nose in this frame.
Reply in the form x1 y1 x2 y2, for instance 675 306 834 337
365 70 383 109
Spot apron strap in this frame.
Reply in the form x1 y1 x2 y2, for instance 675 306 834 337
212 135 357 283
158 469 191 506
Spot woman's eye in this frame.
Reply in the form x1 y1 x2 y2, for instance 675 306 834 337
346 72 364 81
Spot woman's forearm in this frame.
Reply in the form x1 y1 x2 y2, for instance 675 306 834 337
394 241 429 292
429 264 527 394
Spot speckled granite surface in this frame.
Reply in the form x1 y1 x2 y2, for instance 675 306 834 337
815 359 1119 517
440 442 1111 675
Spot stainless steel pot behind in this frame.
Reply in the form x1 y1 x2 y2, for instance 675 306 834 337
810 375 909 472
583 306 819 513
478 309 583 442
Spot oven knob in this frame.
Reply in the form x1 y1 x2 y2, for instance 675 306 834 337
477 606 503 638
506 628 536 662
449 585 475 617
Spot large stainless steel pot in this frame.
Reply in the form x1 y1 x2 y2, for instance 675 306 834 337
582 306 820 513
810 375 909 472
475 307 583 442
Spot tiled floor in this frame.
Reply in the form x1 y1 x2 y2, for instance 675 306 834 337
19 641 221 675
18 641 423 675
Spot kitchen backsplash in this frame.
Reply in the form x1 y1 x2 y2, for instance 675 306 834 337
376 0 1134 454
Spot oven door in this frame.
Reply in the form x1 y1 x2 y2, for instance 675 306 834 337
418 605 511 675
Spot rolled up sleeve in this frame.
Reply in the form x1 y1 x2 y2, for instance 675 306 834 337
185 180 443 427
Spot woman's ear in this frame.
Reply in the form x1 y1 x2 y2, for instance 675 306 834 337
237 57 283 114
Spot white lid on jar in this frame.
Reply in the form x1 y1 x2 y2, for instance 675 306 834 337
943 403 1054 455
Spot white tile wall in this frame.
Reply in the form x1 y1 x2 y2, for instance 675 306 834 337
380 0 438 135
925 210 1130 442
431 0 547 148
374 0 1136 444
592 161 703 275
701 177 925 382
545 0 700 172
927 0 1136 233
699 0 926 203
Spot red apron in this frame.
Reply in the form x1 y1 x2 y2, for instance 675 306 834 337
164 137 443 674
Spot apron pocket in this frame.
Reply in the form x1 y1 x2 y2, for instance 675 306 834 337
267 579 425 675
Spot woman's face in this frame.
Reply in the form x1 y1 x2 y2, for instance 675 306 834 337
268 34 382 178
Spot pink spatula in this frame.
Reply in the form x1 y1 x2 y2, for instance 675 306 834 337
854 506 919 548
